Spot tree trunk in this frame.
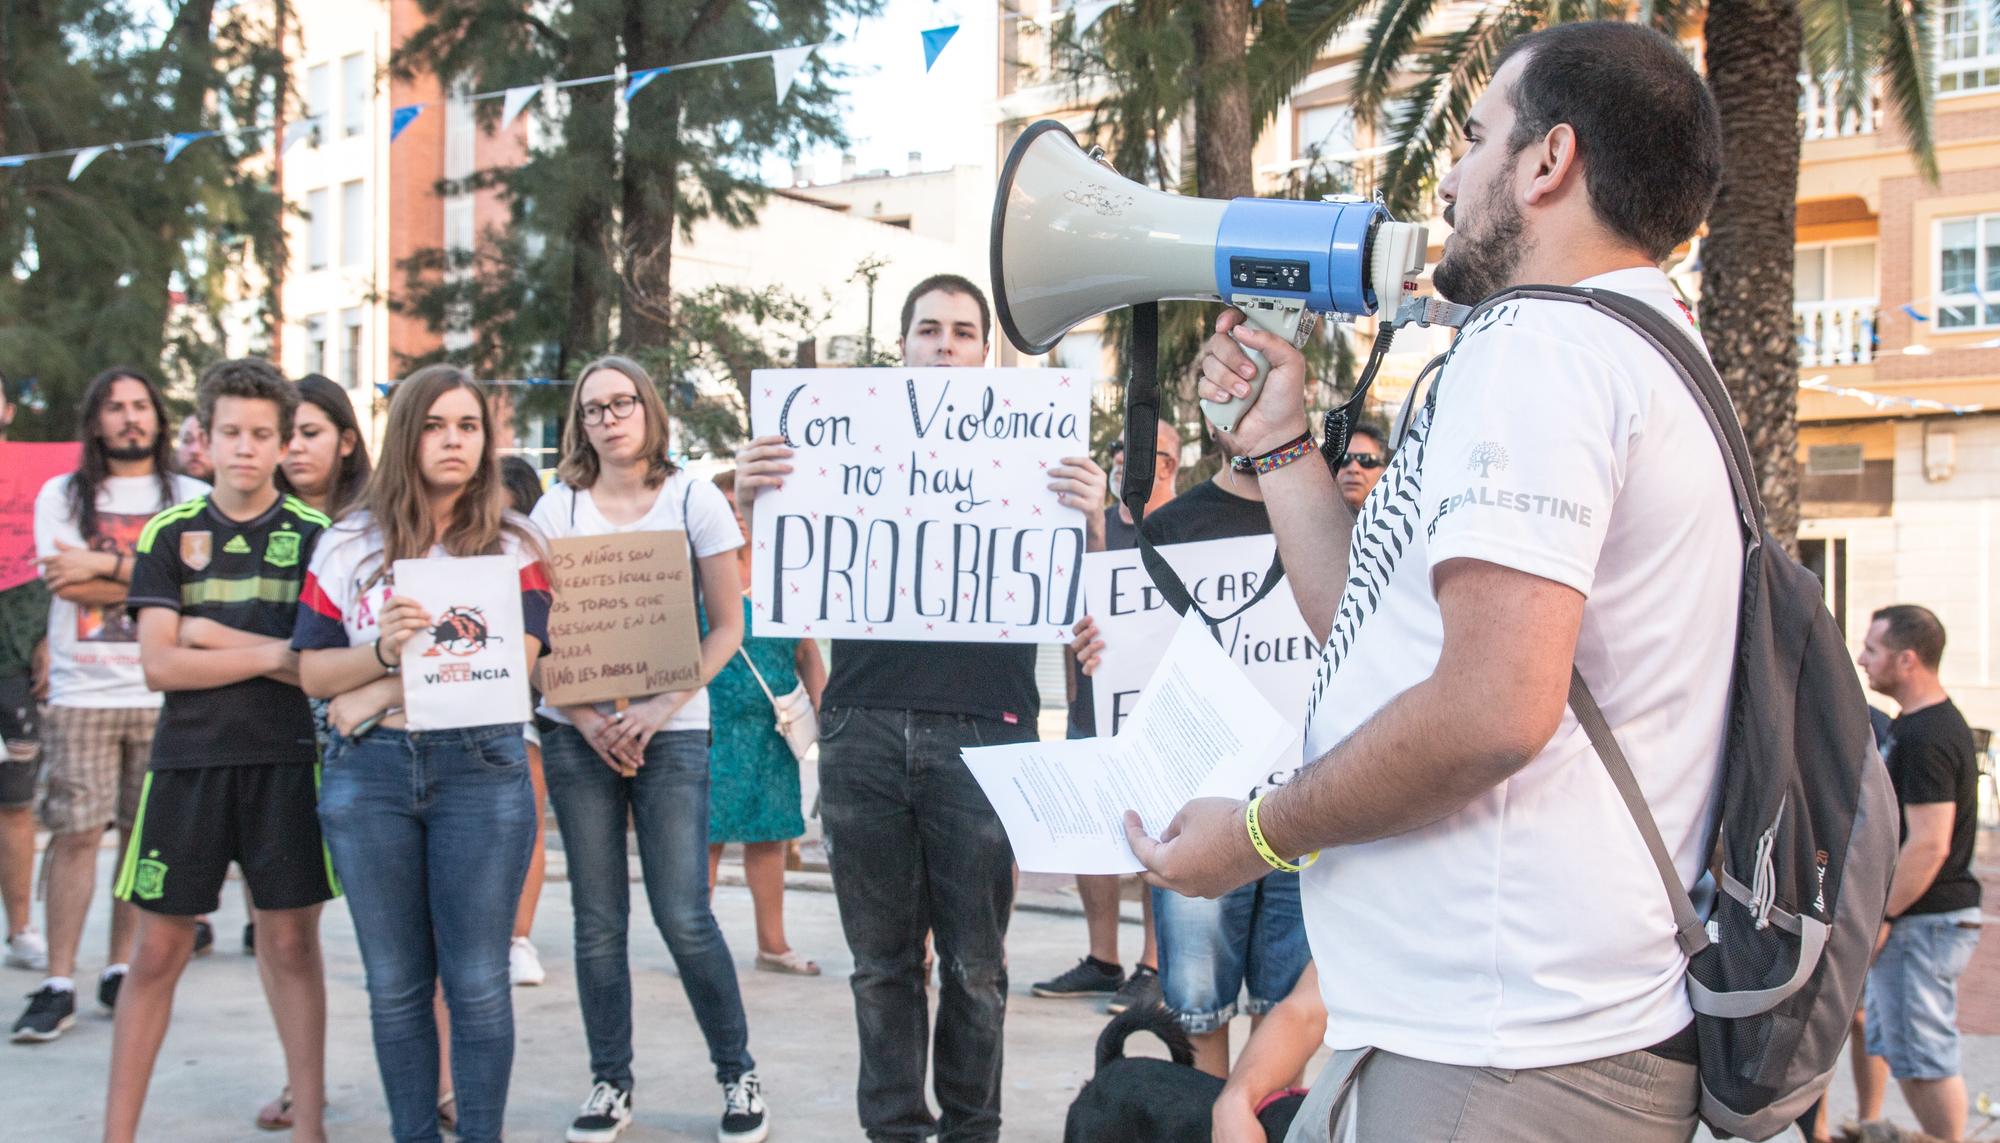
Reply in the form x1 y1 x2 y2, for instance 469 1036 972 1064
1191 0 1254 200
617 0 675 352
1702 0 1804 553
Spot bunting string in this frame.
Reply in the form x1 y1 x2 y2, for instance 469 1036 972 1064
1800 375 1986 414
0 32 959 176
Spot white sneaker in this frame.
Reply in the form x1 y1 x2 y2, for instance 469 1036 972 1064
5 931 47 972
509 936 545 986
566 1081 632 1143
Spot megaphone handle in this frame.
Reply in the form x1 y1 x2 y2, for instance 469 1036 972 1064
1202 297 1309 435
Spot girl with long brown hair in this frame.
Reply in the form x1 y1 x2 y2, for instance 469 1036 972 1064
525 355 766 1143
290 365 551 1143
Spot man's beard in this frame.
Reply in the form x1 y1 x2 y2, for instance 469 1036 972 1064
1431 179 1528 305
103 440 151 462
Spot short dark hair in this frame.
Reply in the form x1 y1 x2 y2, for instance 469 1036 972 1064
1872 605 1947 671
196 358 298 439
1493 22 1721 262
900 274 991 342
498 455 544 517
1348 422 1389 453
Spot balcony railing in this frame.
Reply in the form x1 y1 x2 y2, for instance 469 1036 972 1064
1801 74 1883 140
1795 298 1878 366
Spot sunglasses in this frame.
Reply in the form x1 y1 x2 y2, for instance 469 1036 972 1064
1337 452 1386 470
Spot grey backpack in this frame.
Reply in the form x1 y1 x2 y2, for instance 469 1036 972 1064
1449 286 1899 1140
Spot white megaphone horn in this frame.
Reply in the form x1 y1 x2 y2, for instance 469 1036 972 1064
991 120 1452 433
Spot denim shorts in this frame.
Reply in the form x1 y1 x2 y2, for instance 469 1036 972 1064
1865 906 1984 1080
1151 870 1309 1033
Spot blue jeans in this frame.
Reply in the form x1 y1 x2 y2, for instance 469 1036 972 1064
1151 870 1308 1034
1866 906 1984 1079
818 706 1032 1142
317 724 535 1143
540 724 754 1091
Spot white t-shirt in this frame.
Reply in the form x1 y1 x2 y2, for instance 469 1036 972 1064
1300 268 1741 1069
528 472 744 732
36 472 210 708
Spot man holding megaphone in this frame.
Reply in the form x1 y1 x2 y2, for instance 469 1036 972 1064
1121 22 1734 1143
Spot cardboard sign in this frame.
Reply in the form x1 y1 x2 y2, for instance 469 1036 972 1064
538 530 703 707
747 367 1090 643
394 554 533 730
1081 535 1320 743
0 443 81 592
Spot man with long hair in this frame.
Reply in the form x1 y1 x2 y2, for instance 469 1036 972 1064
11 368 207 1044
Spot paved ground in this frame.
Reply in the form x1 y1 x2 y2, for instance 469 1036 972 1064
5 842 1999 1141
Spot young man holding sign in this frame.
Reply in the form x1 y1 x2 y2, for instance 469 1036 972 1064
735 274 1107 1143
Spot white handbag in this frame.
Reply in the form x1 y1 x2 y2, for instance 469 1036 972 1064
737 648 818 762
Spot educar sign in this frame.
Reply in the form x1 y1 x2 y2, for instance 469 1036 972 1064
748 367 1091 643
539 531 703 707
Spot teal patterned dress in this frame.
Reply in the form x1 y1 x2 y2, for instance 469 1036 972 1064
707 594 807 843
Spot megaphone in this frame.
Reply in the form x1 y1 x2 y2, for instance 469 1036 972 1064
991 120 1434 433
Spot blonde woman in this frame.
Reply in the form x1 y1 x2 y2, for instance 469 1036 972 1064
527 356 763 1143
292 365 551 1143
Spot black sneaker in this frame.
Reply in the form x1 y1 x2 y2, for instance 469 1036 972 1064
98 966 125 1011
1031 956 1124 999
192 920 214 958
719 1071 768 1143
565 1080 631 1143
10 985 76 1043
1106 964 1162 1014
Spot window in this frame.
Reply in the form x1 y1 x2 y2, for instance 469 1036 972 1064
306 63 332 130
306 188 329 270
1797 538 1847 636
340 180 367 268
305 315 328 375
1939 0 2000 95
1793 242 1876 302
1935 214 2000 328
1296 103 1357 160
341 54 369 137
341 309 364 388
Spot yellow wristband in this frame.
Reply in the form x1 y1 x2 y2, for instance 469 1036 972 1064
1245 794 1317 874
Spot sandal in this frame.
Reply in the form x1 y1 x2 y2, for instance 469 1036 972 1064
254 1087 293 1132
437 1091 457 1133
755 948 821 976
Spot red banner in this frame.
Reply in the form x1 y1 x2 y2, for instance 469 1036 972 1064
0 443 81 593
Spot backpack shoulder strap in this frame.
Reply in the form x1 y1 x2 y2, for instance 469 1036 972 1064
1458 284 1765 958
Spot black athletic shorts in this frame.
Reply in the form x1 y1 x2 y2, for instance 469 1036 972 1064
113 764 340 916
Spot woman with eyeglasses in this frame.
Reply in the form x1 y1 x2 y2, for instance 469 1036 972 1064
526 356 765 1143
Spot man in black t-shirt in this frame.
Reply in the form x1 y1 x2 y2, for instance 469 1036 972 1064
101 360 334 1142
1856 604 1983 1141
735 275 1108 1143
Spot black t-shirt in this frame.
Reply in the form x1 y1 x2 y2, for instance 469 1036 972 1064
1884 698 1982 916
1066 479 1275 737
127 494 327 769
824 638 1040 725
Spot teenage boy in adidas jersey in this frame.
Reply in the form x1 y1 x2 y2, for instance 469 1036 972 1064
102 359 333 1143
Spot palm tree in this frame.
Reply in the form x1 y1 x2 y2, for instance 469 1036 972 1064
1351 0 1937 551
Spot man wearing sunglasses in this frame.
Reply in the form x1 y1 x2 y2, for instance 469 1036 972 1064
1332 424 1390 512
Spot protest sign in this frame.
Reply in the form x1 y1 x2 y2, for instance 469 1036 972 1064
393 554 532 730
747 367 1090 643
1081 535 1320 738
539 530 703 707
0 443 81 592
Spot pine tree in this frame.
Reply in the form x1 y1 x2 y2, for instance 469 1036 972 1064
391 0 878 451
0 0 289 438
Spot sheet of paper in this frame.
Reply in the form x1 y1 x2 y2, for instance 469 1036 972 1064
393 554 533 731
746 366 1090 643
963 612 1295 873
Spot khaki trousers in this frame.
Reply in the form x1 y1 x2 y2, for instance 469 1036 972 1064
1284 1045 1700 1143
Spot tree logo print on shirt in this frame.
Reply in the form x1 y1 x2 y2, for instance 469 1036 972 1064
1468 442 1510 477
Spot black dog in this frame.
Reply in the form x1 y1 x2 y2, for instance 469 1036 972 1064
1063 1005 1305 1142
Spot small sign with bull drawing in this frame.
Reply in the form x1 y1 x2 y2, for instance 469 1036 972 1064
393 554 533 730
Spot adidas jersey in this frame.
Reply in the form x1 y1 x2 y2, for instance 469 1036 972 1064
128 494 328 769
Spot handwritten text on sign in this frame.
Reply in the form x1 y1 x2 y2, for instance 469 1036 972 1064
1082 536 1321 741
0 443 82 592
749 367 1090 643
540 531 703 706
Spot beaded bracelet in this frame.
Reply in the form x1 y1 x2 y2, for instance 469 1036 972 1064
1230 431 1316 476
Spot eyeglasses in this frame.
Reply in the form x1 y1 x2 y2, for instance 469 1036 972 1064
579 394 640 426
1337 452 1386 470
